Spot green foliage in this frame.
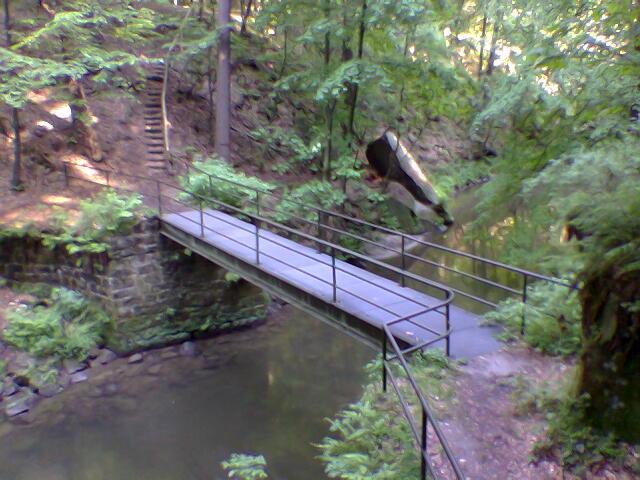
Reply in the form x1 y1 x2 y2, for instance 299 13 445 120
221 454 268 480
318 393 418 479
250 127 321 174
529 390 628 474
273 180 346 223
526 138 640 282
42 189 144 255
1 1 158 107
431 158 492 200
179 157 274 209
484 280 582 356
3 287 111 361
319 352 455 479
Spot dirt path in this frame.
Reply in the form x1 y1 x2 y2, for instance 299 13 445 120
437 348 636 480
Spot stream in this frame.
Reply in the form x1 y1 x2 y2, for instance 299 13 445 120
0 308 374 480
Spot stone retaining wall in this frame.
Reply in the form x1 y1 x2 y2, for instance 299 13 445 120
0 218 269 353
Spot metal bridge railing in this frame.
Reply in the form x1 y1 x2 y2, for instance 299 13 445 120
177 161 576 330
61 161 466 479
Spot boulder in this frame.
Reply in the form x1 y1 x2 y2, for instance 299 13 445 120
96 349 118 365
366 131 454 226
70 371 89 384
128 353 143 364
5 389 37 417
179 341 199 357
63 359 87 375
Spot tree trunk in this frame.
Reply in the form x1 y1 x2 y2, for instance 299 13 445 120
4 0 23 189
69 79 103 162
322 0 333 179
278 26 289 79
9 108 22 190
478 15 487 78
347 0 367 138
578 268 640 442
240 0 252 35
486 19 500 75
215 0 231 161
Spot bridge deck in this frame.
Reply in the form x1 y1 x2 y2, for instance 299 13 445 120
161 209 501 357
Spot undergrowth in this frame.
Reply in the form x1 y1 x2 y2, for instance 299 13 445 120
3 287 112 361
511 376 637 475
42 189 145 255
318 350 456 479
179 156 274 209
484 280 582 356
221 454 268 480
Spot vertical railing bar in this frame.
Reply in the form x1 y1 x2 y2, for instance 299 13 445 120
382 332 388 392
521 274 528 335
401 234 406 287
255 219 260 265
332 247 337 303
445 302 451 357
199 200 205 237
421 408 428 480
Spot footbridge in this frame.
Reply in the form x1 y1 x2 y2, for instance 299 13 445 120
62 162 572 480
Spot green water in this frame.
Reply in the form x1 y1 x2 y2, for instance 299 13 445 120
0 307 374 480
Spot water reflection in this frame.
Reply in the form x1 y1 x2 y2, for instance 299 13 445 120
0 307 374 480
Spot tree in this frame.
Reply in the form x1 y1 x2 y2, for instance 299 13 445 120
215 0 231 161
472 0 640 441
1 1 156 164
2 0 22 190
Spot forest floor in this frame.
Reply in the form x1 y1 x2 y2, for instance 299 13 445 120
430 346 638 480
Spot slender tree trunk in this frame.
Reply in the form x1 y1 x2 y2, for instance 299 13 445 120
478 15 487 78
10 108 22 190
278 26 288 79
69 79 103 162
207 48 215 145
4 0 22 189
322 0 333 179
240 0 253 35
347 0 367 138
215 0 231 161
486 20 500 75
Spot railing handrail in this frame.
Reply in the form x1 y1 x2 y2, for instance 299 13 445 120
178 159 573 292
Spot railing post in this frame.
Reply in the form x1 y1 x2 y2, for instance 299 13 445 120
317 211 323 253
63 163 69 187
445 302 451 357
156 181 162 216
331 247 337 303
382 332 387 392
255 219 260 265
256 191 260 217
199 200 205 237
421 408 428 480
521 274 528 335
401 234 406 287
208 175 213 197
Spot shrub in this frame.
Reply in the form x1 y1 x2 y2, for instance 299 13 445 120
179 157 274 209
221 454 268 480
484 280 582 356
42 189 144 254
3 287 111 360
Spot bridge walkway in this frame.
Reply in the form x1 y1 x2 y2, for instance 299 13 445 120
161 208 501 357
